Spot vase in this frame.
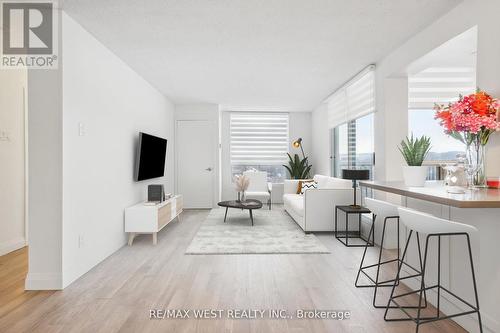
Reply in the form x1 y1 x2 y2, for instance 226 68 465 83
466 142 487 187
402 166 428 187
237 191 246 202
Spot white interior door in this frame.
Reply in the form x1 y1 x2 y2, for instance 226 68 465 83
176 120 215 208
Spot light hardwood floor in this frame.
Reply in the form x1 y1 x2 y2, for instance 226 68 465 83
0 208 467 333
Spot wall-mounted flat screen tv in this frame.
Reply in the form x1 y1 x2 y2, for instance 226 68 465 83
134 132 167 181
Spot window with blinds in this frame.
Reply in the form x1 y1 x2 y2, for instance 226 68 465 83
327 65 375 128
408 67 476 164
408 67 476 110
230 113 289 181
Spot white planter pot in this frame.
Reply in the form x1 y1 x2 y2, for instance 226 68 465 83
402 166 428 187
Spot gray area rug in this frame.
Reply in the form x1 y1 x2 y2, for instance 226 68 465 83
185 208 330 254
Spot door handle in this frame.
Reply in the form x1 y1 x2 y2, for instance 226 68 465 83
205 167 213 171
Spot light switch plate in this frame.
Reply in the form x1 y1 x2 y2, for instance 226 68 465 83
0 130 10 141
78 122 85 136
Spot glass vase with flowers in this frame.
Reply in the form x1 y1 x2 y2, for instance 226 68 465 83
435 91 500 187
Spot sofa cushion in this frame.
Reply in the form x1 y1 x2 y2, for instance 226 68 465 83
283 194 304 217
313 174 352 189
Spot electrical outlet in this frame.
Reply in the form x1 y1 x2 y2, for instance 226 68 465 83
0 130 10 141
78 235 85 248
78 122 85 136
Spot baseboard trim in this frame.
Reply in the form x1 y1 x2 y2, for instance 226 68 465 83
0 237 26 256
25 272 63 290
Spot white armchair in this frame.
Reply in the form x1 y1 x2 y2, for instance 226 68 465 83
243 170 271 209
283 175 360 232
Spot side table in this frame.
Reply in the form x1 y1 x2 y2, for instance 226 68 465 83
335 205 374 247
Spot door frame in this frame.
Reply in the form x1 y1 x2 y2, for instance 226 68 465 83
175 119 217 208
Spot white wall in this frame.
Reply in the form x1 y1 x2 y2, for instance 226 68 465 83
311 0 500 185
288 112 312 161
26 12 175 289
221 111 312 201
310 103 330 176
375 0 500 182
0 69 27 256
60 13 175 287
26 63 64 290
174 104 220 206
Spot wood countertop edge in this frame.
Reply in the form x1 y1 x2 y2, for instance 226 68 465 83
359 181 500 209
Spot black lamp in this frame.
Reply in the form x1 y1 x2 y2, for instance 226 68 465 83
342 169 370 209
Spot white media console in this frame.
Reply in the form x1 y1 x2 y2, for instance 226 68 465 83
125 195 183 245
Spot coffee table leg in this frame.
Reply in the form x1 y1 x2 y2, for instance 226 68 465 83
249 209 254 226
224 207 228 222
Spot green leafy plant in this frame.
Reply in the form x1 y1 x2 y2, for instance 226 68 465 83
398 134 432 166
283 153 312 179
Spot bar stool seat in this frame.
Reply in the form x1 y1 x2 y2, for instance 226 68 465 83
355 198 427 309
384 207 483 333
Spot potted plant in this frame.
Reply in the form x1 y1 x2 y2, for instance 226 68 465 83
283 153 312 179
398 134 431 187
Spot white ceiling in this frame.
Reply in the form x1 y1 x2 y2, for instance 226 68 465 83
62 0 461 111
407 26 477 75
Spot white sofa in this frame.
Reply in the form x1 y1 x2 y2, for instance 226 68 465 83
283 174 360 232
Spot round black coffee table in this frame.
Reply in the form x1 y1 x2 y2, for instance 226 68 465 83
217 199 263 226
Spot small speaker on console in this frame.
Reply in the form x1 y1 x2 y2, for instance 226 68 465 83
148 184 164 203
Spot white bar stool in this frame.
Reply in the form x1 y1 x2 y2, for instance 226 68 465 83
356 198 427 309
385 207 483 333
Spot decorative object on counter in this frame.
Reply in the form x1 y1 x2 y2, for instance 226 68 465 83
440 162 466 194
234 174 250 202
398 134 431 187
441 163 460 186
284 138 312 179
342 169 370 208
487 177 500 189
435 90 500 187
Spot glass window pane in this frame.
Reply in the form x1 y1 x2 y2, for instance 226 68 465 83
231 165 286 183
332 113 374 179
354 114 374 178
408 109 465 161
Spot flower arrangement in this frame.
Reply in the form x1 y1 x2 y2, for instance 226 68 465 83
434 90 500 186
434 90 500 145
234 174 250 201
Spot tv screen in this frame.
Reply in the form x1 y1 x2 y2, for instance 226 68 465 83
134 132 167 181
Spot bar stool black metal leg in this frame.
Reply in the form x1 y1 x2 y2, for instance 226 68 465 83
372 216 391 307
437 235 441 319
415 235 431 332
355 214 376 287
415 232 428 308
466 234 483 333
384 230 413 321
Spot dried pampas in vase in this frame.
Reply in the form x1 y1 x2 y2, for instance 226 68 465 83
234 174 250 202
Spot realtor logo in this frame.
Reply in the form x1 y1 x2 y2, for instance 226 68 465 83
1 0 58 69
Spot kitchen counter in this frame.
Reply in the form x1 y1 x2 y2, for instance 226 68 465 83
359 180 500 333
360 180 500 208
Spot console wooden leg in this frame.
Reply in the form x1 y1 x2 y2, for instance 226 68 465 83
128 233 135 246
152 232 158 245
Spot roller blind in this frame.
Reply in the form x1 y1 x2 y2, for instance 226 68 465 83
230 113 289 165
327 65 375 128
408 67 476 110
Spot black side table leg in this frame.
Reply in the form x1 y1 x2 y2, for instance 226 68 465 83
249 209 254 226
345 211 349 246
335 207 338 238
224 207 228 222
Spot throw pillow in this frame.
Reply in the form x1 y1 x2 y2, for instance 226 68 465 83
296 179 314 194
300 181 318 194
